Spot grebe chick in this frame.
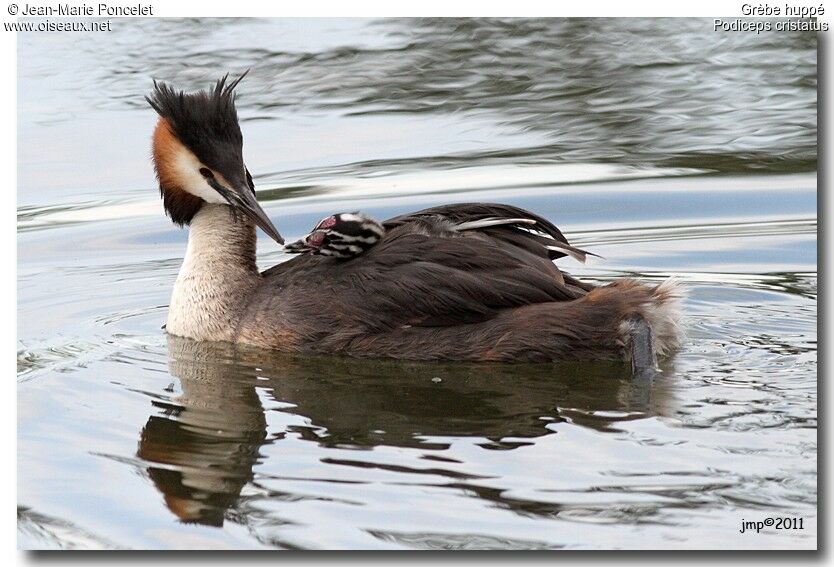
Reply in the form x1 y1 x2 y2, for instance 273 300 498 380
285 213 385 258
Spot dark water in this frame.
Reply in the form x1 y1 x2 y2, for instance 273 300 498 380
17 18 817 549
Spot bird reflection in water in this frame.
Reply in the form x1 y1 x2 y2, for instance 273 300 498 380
137 336 677 527
137 338 268 526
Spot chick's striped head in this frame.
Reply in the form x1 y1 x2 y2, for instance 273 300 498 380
284 213 385 259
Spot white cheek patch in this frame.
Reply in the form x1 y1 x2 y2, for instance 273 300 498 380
172 146 227 204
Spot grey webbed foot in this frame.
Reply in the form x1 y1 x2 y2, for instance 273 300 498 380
628 315 659 379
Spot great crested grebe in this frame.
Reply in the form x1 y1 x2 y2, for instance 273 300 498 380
284 213 386 258
147 74 683 372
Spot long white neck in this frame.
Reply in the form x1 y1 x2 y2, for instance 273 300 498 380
166 204 260 342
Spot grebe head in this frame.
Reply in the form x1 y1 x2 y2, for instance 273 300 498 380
146 72 283 244
284 213 385 258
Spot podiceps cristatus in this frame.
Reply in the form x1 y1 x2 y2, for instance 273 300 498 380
284 213 385 258
147 74 683 373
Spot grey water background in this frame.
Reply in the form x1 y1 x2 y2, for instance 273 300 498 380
17 18 817 549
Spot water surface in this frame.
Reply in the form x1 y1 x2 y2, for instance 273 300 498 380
17 18 817 549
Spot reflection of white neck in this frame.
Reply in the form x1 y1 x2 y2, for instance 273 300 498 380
166 204 260 342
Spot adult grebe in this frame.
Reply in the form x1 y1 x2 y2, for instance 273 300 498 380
147 74 683 372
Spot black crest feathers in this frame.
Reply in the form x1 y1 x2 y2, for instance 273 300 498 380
146 72 249 172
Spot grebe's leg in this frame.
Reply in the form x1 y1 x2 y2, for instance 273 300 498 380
627 315 659 378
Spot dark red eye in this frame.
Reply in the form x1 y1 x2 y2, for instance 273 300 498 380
199 167 214 179
308 231 326 247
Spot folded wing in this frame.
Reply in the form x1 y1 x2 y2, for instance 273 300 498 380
383 202 598 263
328 204 596 329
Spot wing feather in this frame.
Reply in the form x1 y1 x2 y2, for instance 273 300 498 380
384 202 597 262
263 203 597 333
